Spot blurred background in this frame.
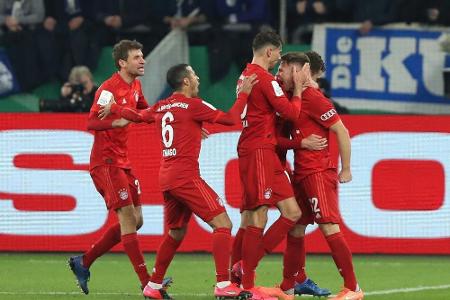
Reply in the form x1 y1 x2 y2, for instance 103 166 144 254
1 0 450 114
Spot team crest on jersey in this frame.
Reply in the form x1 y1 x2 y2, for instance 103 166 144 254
264 188 272 200
118 188 129 200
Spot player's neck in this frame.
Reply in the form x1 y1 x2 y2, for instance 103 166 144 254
173 90 191 98
118 70 136 84
251 57 269 71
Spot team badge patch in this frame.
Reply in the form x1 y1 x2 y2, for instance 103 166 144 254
271 81 284 97
97 90 113 106
118 188 129 200
264 188 272 200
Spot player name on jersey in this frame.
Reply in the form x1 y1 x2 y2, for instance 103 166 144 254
162 148 177 157
157 102 189 112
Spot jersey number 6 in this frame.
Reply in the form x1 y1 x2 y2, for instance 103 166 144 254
161 112 174 148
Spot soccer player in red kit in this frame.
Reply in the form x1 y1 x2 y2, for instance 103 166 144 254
230 31 310 300
276 51 364 300
274 73 330 298
116 64 258 299
68 40 153 295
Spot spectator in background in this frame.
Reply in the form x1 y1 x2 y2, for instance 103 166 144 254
287 0 332 44
0 0 45 91
150 0 214 45
335 0 400 35
39 66 97 112
209 0 272 82
317 78 349 114
305 50 349 114
418 0 450 26
39 0 100 81
93 0 156 56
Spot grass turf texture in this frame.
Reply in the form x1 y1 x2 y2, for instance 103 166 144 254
0 253 449 300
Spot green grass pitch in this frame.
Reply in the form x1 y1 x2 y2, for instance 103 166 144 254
0 253 449 299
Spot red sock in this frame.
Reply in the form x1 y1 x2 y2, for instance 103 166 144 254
241 226 263 289
295 236 307 283
325 232 357 291
257 216 296 261
150 234 182 284
231 228 245 283
213 228 232 282
281 235 305 291
122 233 150 287
231 228 245 266
83 223 121 268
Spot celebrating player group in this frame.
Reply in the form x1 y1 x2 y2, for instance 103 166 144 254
68 31 364 300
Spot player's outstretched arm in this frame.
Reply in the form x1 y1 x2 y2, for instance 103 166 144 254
99 103 154 124
87 111 128 130
215 74 258 126
330 120 352 183
301 134 328 150
277 134 327 151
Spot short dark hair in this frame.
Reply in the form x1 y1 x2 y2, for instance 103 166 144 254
112 40 143 70
166 64 190 90
305 51 326 75
280 52 310 67
252 30 282 52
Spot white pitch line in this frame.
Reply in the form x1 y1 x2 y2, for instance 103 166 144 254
364 284 450 296
0 284 449 297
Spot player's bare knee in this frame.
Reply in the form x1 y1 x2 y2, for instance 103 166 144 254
136 217 143 230
252 206 269 227
282 206 301 222
319 223 340 236
289 224 306 237
209 213 232 230
169 227 187 241
277 197 301 221
116 205 138 234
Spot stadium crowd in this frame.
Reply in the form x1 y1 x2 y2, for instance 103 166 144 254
0 0 449 95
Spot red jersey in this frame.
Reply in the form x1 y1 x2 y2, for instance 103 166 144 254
291 87 340 180
153 93 221 191
89 72 148 170
275 115 291 166
237 63 301 156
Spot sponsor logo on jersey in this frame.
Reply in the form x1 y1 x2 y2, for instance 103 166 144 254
264 188 272 200
122 98 127 104
118 188 129 200
320 109 337 121
134 91 139 102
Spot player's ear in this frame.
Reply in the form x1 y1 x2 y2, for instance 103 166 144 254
118 59 127 69
182 77 190 87
266 47 272 58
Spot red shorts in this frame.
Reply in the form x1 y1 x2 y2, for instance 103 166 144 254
163 177 226 229
239 148 294 211
90 165 141 210
294 170 341 225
